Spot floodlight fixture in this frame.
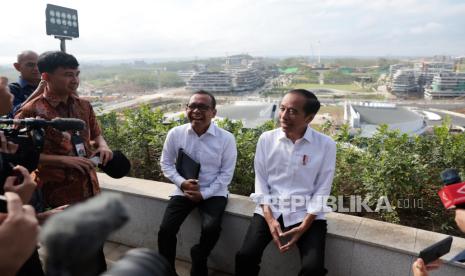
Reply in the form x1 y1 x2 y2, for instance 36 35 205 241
45 4 79 52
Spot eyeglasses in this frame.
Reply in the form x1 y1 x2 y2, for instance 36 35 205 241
24 62 38 68
186 103 211 111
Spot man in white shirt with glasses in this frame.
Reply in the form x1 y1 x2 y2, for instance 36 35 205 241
158 90 237 276
235 89 336 276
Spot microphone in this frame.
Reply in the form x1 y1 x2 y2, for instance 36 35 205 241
438 168 465 209
0 118 85 131
98 150 131 179
39 193 129 276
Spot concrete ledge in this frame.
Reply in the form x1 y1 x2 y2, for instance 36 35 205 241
99 173 465 276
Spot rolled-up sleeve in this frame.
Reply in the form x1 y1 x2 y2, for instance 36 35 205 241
160 129 185 188
306 140 336 215
200 134 237 200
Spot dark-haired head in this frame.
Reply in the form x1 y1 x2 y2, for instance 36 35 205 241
38 51 79 74
186 90 217 135
287 89 320 116
191 90 216 109
279 89 320 137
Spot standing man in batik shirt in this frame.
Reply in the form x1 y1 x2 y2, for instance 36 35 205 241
15 51 113 274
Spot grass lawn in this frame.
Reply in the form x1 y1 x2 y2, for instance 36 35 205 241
319 105 344 120
293 83 372 92
85 78 116 88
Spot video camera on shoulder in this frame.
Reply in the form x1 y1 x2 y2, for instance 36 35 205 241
0 118 85 189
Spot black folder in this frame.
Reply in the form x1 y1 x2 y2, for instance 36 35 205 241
176 148 200 180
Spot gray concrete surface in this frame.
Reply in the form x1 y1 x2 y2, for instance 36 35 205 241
99 174 465 276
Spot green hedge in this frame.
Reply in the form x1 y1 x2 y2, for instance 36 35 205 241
99 106 465 235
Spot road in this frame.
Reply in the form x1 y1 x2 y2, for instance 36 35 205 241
425 109 465 127
98 84 465 127
98 78 276 114
98 87 188 114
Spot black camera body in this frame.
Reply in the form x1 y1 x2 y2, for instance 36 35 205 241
0 117 85 193
0 127 44 191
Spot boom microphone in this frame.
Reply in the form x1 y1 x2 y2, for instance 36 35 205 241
438 168 465 209
0 118 85 131
39 193 129 276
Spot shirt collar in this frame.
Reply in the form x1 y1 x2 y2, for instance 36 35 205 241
302 126 313 143
277 126 313 143
187 122 217 137
43 88 77 108
18 77 30 88
277 128 287 140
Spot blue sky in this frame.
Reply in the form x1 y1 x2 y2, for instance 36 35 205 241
1 0 464 63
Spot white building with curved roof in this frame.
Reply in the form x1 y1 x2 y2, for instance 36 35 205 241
344 102 427 137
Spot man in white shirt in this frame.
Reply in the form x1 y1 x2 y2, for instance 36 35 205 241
235 89 336 276
158 90 237 276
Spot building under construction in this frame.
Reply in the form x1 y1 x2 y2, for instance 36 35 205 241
424 72 465 99
186 54 264 93
414 62 454 91
387 61 459 98
390 69 418 95
187 71 233 93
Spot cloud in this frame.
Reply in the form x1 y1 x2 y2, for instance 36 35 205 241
409 22 443 35
0 0 464 62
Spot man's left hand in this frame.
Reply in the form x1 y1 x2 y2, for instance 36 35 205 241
412 258 442 276
185 190 203 203
278 225 306 253
94 146 113 166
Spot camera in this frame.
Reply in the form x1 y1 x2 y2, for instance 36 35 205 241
0 118 85 191
0 126 44 189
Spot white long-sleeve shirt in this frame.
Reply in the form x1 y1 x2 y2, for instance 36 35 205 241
160 123 237 199
251 127 336 227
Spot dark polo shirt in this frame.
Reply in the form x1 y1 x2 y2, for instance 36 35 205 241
8 77 37 118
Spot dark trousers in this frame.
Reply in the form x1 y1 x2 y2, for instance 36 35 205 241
158 196 227 276
235 214 328 276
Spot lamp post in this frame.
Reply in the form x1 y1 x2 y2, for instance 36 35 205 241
45 4 79 53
